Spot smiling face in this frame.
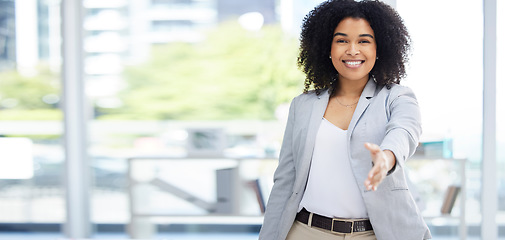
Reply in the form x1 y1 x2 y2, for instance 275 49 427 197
330 17 377 84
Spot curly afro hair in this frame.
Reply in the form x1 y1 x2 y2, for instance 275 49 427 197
298 0 411 94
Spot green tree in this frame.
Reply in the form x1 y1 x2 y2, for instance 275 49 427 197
0 67 61 120
101 22 304 120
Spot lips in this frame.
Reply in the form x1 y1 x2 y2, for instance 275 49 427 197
342 60 365 68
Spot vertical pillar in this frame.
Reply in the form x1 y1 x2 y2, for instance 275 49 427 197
482 0 497 239
61 0 91 238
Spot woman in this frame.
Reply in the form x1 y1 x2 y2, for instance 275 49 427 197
259 0 431 239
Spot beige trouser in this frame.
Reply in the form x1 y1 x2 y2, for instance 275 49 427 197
286 220 377 240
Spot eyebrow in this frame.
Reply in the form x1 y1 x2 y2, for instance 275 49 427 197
333 32 374 39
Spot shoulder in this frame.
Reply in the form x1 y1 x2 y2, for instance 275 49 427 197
387 84 416 97
287 89 327 113
376 83 418 103
293 89 328 102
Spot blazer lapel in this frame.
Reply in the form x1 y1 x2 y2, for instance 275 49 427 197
297 90 329 190
348 79 376 137
305 90 330 154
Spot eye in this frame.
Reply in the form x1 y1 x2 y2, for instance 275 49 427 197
359 40 371 44
336 39 347 43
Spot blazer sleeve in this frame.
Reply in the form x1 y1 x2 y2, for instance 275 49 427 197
380 85 422 170
259 97 297 240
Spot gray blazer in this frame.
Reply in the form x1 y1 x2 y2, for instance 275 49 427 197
259 79 431 240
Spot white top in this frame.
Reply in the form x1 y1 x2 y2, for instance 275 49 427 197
298 118 368 219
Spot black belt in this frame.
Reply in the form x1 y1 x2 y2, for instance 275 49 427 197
296 208 373 234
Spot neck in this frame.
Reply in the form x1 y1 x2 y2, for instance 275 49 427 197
336 76 369 97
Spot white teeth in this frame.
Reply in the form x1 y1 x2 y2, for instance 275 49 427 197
345 61 362 66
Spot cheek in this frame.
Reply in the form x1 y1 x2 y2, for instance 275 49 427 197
330 48 345 65
330 44 345 56
367 49 377 67
331 59 344 72
371 46 377 59
368 58 377 68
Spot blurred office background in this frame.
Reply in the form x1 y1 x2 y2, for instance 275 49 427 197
0 0 503 239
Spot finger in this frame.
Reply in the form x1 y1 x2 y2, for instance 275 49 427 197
372 170 385 183
367 167 379 180
364 179 373 191
364 172 372 190
374 169 388 189
365 166 380 190
364 142 381 154
366 165 387 191
367 176 383 191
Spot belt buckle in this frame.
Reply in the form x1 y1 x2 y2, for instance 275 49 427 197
331 219 354 234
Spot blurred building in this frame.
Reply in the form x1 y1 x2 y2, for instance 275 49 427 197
4 0 282 72
125 0 218 63
217 0 276 24
4 0 291 74
83 0 130 105
0 0 16 71
0 0 60 73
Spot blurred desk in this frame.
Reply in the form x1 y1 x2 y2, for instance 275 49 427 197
407 157 467 240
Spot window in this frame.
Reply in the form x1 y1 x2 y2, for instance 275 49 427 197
397 0 484 237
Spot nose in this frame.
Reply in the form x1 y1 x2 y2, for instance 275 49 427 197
346 43 360 56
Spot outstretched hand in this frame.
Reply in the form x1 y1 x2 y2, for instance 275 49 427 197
364 142 396 191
